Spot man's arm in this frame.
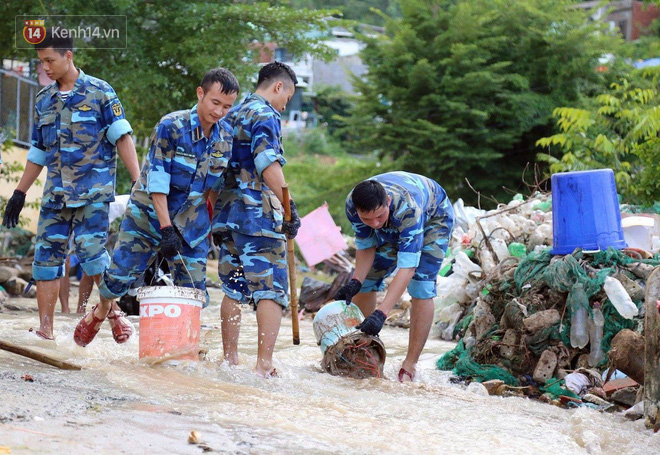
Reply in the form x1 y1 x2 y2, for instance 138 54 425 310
151 192 172 228
353 247 377 283
261 161 286 203
378 267 416 315
16 161 44 193
116 134 140 182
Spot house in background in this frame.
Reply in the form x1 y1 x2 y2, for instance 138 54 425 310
256 25 378 130
1 61 45 233
577 0 660 41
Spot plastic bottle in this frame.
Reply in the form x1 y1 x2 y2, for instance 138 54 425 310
603 276 638 319
491 238 510 261
479 248 496 274
588 302 605 367
569 283 589 349
508 242 527 258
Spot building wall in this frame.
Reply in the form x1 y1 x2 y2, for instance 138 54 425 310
632 1 660 40
312 54 367 95
1 144 45 233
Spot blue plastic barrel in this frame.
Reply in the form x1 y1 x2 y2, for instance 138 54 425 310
550 169 627 255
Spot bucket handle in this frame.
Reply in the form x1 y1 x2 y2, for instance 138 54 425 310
152 252 196 289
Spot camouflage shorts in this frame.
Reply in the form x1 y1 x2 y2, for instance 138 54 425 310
33 202 110 281
99 197 208 302
361 217 452 299
215 230 288 308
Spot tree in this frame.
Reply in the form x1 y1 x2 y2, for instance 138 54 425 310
313 84 356 140
537 69 660 205
344 0 624 204
288 0 400 25
1 0 338 136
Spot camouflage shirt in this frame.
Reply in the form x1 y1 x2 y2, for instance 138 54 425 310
28 69 132 208
213 93 286 239
133 104 232 248
346 172 453 268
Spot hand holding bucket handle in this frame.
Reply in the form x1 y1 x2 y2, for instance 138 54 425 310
282 185 301 345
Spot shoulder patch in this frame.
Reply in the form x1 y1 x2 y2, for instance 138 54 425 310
112 103 122 116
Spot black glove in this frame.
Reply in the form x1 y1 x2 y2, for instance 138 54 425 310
3 189 26 228
159 225 182 259
282 199 301 239
334 278 362 304
356 309 387 336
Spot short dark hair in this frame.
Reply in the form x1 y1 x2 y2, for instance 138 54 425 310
352 180 388 212
200 67 240 94
256 61 298 89
35 27 73 56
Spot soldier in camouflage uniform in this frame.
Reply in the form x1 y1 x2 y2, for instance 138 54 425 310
213 62 301 377
73 68 239 347
2 32 140 341
334 171 454 382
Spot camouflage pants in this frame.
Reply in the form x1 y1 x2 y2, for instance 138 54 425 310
216 230 288 308
361 215 453 299
33 203 110 281
99 197 208 301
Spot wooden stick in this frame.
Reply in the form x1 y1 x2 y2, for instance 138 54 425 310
0 339 82 370
282 185 300 345
644 266 660 430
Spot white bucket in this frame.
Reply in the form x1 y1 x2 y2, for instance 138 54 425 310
137 286 205 360
313 300 364 355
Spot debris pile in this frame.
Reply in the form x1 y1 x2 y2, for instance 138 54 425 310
432 191 659 410
0 260 35 300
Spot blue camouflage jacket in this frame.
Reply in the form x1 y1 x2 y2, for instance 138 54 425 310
134 104 232 248
346 172 453 269
28 69 132 208
212 93 286 239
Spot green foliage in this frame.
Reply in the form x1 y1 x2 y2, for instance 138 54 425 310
283 128 400 232
312 84 356 140
344 0 624 205
0 122 41 230
284 127 344 157
1 0 338 136
288 0 400 25
537 70 660 204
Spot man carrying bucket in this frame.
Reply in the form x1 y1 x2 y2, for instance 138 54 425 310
73 68 239 347
334 172 454 382
2 31 140 340
212 62 301 378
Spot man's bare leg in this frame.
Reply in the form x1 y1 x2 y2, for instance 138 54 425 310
79 275 120 325
59 256 71 313
254 299 282 377
76 273 95 313
351 292 377 318
36 279 60 338
401 297 434 377
221 295 241 365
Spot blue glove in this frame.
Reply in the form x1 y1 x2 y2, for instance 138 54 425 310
356 309 386 336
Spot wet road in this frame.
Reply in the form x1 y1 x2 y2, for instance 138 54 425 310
1 288 658 454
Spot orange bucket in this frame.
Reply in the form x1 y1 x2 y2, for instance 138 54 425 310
137 286 205 360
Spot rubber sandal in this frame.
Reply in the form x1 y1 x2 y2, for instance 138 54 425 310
266 368 279 379
29 328 55 341
398 367 415 383
73 305 106 347
107 308 133 344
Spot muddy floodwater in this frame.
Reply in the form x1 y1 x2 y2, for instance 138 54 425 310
1 287 659 454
